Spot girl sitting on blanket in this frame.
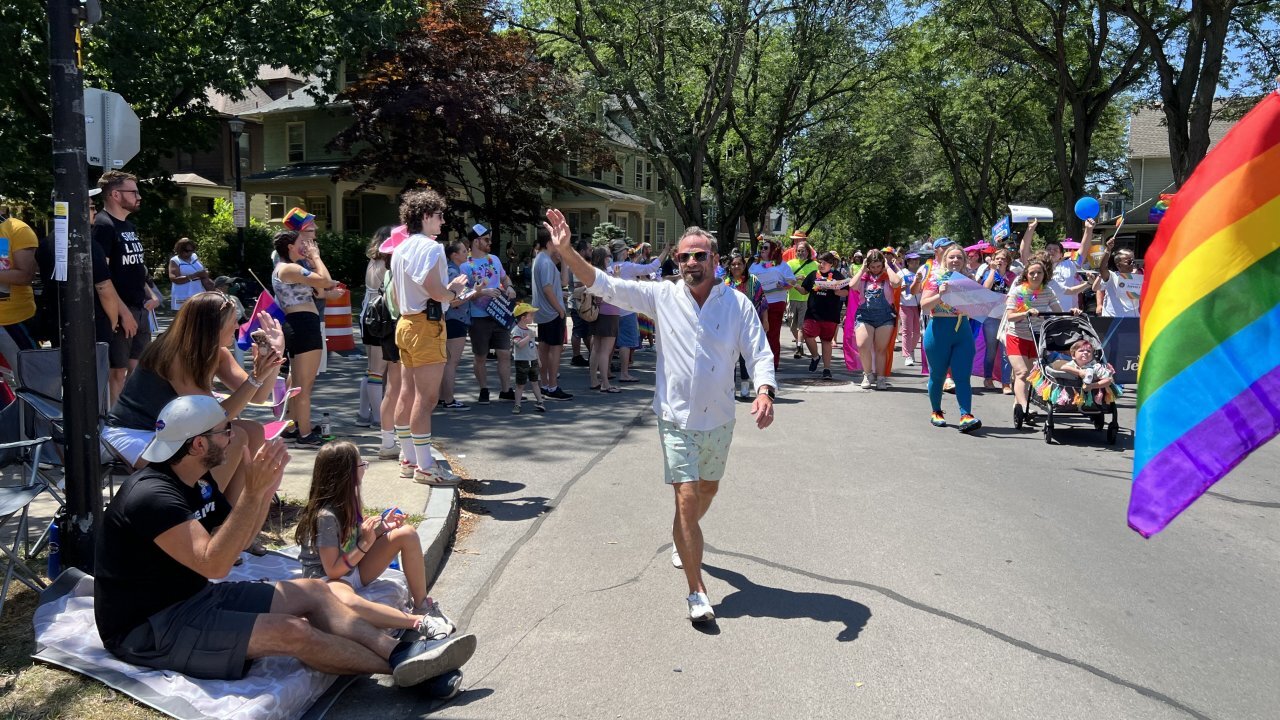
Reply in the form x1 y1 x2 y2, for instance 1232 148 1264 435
296 441 454 638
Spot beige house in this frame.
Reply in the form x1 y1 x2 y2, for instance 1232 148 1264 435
1119 104 1236 224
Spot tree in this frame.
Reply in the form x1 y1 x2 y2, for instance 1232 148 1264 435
948 0 1151 239
1107 0 1278 186
0 0 419 205
330 2 611 238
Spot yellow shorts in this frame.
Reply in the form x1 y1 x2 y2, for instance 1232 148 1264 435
395 313 447 368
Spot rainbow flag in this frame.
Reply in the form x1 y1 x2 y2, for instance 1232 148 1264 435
1128 92 1280 537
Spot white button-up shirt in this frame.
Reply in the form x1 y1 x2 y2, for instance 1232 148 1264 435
589 269 775 431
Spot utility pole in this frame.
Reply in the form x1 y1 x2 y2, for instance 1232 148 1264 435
48 0 102 572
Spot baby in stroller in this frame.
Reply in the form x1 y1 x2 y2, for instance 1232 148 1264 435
1057 339 1115 409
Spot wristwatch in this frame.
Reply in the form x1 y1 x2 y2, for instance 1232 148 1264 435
757 386 776 400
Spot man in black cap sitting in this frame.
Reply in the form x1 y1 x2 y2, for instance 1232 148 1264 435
94 395 474 686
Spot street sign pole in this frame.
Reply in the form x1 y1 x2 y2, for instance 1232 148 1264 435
47 0 103 573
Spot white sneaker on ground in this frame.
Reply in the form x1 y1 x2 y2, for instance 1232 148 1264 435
379 446 401 460
399 462 417 479
415 465 462 486
671 546 683 569
687 591 715 622
861 373 873 389
904 356 915 367
413 598 457 640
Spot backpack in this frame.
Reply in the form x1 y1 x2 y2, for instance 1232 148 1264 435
573 286 600 322
361 272 400 340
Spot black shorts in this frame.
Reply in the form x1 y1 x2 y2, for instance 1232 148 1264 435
446 318 469 340
593 314 620 338
380 331 401 363
281 311 324 357
108 306 152 369
109 581 275 681
536 315 565 346
469 316 511 355
570 310 592 340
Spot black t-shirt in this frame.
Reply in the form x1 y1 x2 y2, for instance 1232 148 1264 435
92 211 148 308
94 466 231 648
804 269 847 323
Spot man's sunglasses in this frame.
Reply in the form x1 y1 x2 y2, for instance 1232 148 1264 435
675 251 710 263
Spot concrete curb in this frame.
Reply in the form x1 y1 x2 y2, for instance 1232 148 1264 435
418 448 461 585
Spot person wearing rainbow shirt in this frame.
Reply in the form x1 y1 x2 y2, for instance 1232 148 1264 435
919 244 983 433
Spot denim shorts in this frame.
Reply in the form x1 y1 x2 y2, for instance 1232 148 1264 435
855 304 896 329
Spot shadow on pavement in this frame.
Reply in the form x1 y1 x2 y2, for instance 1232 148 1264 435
703 565 871 642
460 493 551 522
459 479 527 495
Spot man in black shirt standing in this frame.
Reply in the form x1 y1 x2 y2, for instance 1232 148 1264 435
95 395 475 685
93 171 161 402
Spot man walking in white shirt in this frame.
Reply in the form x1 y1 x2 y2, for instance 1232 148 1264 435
545 209 776 624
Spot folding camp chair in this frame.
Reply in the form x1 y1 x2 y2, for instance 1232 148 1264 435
213 377 299 440
12 345 130 498
0 402 57 618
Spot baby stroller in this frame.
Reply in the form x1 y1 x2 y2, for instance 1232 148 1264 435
1014 314 1122 445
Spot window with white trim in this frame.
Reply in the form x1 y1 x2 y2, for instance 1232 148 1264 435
645 162 654 191
268 195 285 222
286 122 305 163
634 158 644 189
568 152 580 177
343 196 362 232
656 219 666 244
616 156 625 186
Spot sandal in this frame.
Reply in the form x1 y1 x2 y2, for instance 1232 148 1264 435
620 377 640 383
600 386 621 393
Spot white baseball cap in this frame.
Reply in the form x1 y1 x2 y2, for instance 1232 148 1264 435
141 396 228 463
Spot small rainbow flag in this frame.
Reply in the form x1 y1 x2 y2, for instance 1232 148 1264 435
1128 92 1280 537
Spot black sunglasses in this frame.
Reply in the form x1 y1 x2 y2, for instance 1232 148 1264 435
675 251 710 263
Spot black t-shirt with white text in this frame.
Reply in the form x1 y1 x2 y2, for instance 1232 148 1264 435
803 269 847 323
94 466 231 648
92 211 148 308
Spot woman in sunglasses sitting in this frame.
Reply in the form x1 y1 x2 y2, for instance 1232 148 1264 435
104 292 285 509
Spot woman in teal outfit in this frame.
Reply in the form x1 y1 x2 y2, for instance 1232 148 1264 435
919 244 982 433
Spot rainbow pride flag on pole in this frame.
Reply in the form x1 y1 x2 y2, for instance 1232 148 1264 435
1128 91 1280 537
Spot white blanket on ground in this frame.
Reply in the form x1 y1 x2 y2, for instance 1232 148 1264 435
33 550 408 720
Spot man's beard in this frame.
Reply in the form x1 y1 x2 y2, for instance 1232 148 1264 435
202 440 226 470
680 265 706 285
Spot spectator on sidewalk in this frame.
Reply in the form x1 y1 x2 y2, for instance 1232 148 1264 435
0 211 40 370
461 224 516 404
391 189 469 485
588 246 622 393
609 239 665 384
373 227 407 459
786 237 818 359
357 228 393 429
94 171 162 402
547 210 776 624
440 239 474 410
167 238 210 311
530 227 572 400
567 238 594 367
95 395 475 687
509 302 545 414
272 212 336 447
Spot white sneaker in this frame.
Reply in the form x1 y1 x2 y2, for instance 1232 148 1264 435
399 462 417 479
687 591 715 622
904 356 915 367
412 598 457 640
877 376 888 390
671 546 683 569
415 465 462 486
379 446 401 460
861 373 873 389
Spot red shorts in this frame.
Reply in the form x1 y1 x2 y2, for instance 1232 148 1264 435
1006 334 1037 359
802 318 837 342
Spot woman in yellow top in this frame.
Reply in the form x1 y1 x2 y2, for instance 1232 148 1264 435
0 215 39 370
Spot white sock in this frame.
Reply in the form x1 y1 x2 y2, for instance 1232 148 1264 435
381 430 396 449
397 425 416 467
414 434 435 469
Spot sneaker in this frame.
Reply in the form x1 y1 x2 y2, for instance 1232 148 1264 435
399 462 418 479
295 432 325 447
498 389 516 402
421 669 464 701
671 546 683 569
687 592 715 623
821 369 832 380
876 376 888 390
437 400 446 408
861 373 873 389
512 405 521 415
534 403 546 413
282 426 300 440
443 400 470 411
904 356 915 367
389 634 477 688
412 598 457 640
793 347 804 359
808 357 820 373
415 465 462 486
570 355 590 367
958 414 983 434
378 446 402 460
739 381 750 397
477 388 490 405
930 411 946 428
546 387 574 401
354 415 372 428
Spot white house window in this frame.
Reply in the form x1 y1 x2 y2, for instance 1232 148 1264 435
268 195 286 221
656 219 666 244
644 219 653 244
306 197 329 228
286 122 305 163
593 166 604 182
645 162 654 191
634 159 644 189
616 156 625 186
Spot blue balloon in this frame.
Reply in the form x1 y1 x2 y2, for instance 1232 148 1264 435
1074 196 1100 220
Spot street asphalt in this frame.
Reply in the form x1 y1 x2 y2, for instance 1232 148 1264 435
323 339 1280 720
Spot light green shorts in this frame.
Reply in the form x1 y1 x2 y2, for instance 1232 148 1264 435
658 418 736 484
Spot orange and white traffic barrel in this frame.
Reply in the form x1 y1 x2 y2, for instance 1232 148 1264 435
324 284 356 353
